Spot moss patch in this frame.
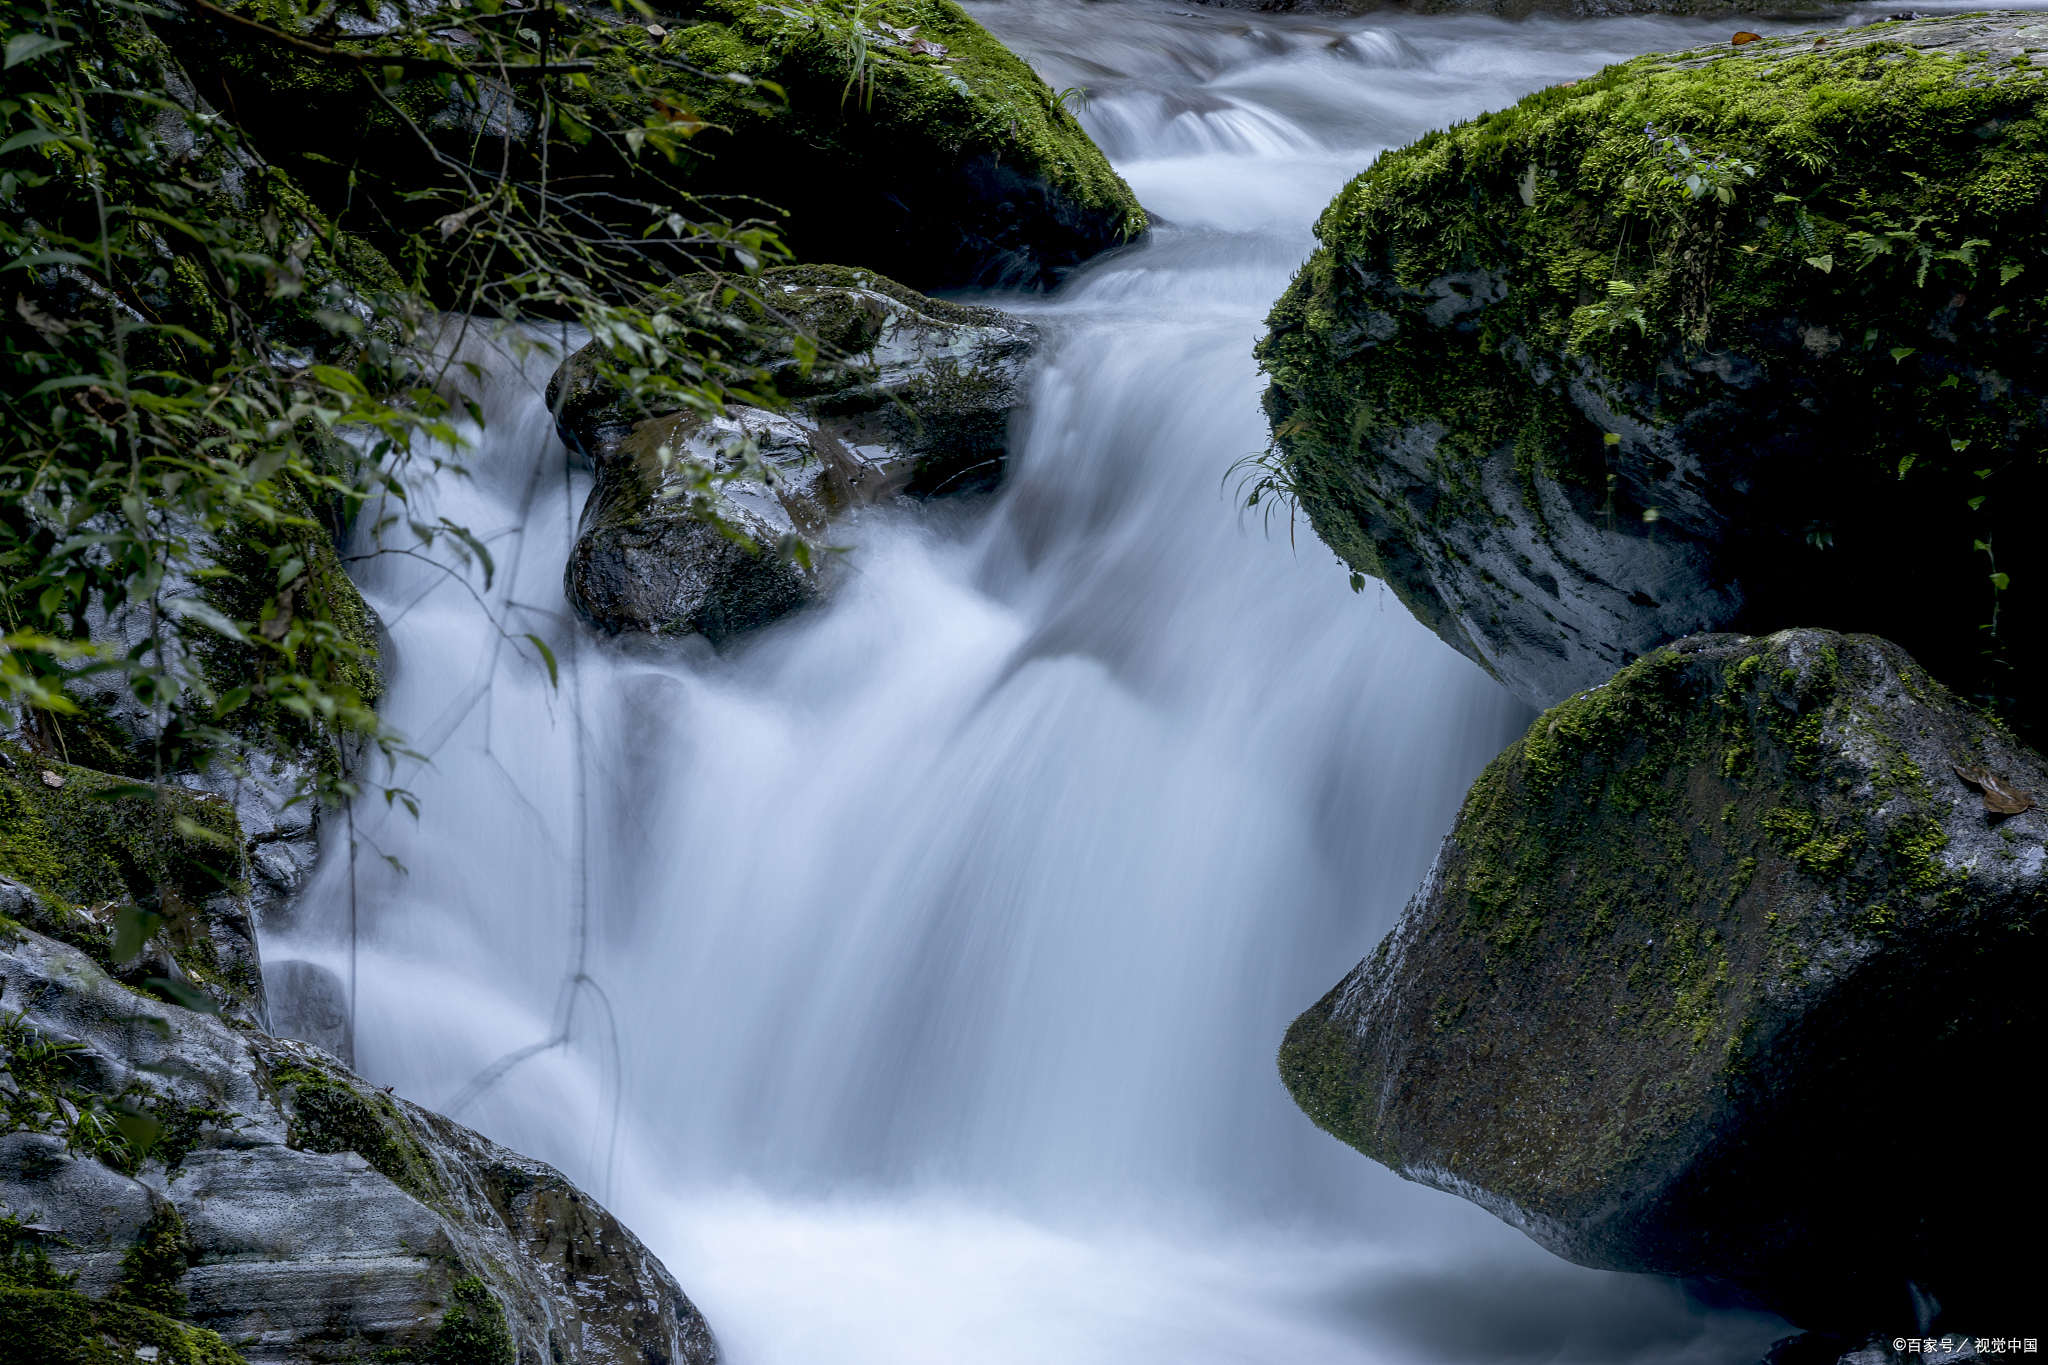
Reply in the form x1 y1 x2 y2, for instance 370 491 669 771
427 1276 514 1365
2 1217 242 1365
269 1058 441 1204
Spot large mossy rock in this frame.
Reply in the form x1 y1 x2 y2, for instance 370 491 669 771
552 264 1034 639
1281 629 2044 1332
1258 13 2048 733
160 0 1143 292
0 925 715 1364
668 0 1145 287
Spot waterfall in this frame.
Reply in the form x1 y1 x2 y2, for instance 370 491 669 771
278 1 1831 1358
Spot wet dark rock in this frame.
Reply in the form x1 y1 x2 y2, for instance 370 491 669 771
552 265 1035 640
1 925 716 1364
264 959 355 1067
1258 13 2048 732
1280 630 2044 1333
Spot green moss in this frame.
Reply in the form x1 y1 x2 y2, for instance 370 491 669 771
2 1217 242 1365
1276 997 1375 1157
1257 17 2048 728
269 1060 440 1204
0 742 249 1003
111 1206 190 1317
672 0 1142 237
427 1276 514 1365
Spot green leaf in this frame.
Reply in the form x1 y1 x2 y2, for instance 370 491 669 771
2001 261 2025 285
1804 255 1833 273
113 905 165 965
1990 572 2011 591
441 519 496 589
524 633 559 688
144 977 220 1015
85 784 158 801
172 815 236 849
1602 432 1621 446
110 1106 162 1153
1890 347 1916 364
0 127 79 154
1896 455 1915 479
4 33 70 68
1967 496 1986 511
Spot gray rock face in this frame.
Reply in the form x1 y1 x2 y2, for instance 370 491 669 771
1279 629 2044 1332
551 265 1036 640
0 925 716 1364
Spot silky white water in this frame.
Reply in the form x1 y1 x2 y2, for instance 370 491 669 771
278 2 1853 1359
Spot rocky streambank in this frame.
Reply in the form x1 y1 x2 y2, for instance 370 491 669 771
1261 11 2048 1351
2 915 713 1364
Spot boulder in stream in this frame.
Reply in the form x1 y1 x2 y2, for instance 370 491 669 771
0 924 716 1363
1257 13 2048 730
1280 629 2045 1332
553 265 1036 640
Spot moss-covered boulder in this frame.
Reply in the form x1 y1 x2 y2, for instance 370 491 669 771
667 0 1143 286
1281 629 2044 1332
553 264 1034 638
1257 13 2048 734
0 925 716 1363
160 0 1143 292
0 745 263 1022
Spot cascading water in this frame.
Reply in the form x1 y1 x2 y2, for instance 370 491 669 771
275 2 1854 1359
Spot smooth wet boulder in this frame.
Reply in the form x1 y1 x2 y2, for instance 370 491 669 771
160 0 1143 293
552 264 1035 639
1257 13 2048 731
1280 629 2044 1333
0 924 716 1364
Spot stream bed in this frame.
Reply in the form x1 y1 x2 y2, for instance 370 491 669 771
283 2 1902 1358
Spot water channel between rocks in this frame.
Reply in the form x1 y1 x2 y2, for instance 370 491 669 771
274 2 1961 1359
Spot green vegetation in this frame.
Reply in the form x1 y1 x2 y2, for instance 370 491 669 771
428 1276 515 1365
3 0 797 820
3 1216 243 1365
269 1058 441 1203
1256 18 2048 726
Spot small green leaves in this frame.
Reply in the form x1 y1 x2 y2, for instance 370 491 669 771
1967 496 1986 510
1890 346 1916 364
1604 432 1622 446
1897 455 1916 479
1804 254 1833 273
1991 572 2011 590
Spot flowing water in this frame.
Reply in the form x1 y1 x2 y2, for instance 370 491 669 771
276 2 1886 1358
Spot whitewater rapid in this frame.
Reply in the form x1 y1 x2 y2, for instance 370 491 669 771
276 1 1885 1359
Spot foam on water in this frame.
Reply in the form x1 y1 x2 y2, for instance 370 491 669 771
276 1 1887 1357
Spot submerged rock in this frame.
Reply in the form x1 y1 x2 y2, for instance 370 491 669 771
1280 630 2043 1332
0 924 716 1364
552 265 1035 640
1258 13 2048 729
